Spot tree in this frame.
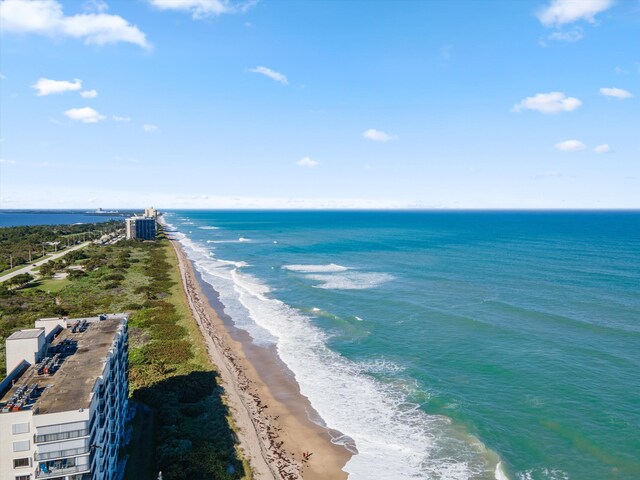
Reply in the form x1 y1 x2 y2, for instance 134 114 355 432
39 262 56 277
67 269 86 280
4 273 34 289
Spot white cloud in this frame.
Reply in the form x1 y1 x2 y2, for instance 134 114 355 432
545 26 584 43
32 77 82 96
297 156 319 168
512 92 582 114
537 0 614 26
80 89 98 98
148 0 256 19
0 0 150 49
143 124 158 132
363 129 396 142
248 66 288 85
82 0 109 13
600 87 633 99
64 107 106 123
113 115 131 122
594 144 611 153
555 139 586 151
0 158 17 164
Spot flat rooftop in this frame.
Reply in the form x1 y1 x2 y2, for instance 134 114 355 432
7 329 44 340
1 315 126 415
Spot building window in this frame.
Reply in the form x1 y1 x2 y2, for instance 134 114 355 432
12 440 30 452
15 476 31 480
13 458 31 468
12 423 29 434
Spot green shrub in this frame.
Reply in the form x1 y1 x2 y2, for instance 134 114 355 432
150 322 187 340
143 340 193 365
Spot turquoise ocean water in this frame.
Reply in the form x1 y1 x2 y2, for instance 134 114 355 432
164 211 640 480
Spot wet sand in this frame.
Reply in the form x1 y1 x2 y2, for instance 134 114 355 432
167 232 352 479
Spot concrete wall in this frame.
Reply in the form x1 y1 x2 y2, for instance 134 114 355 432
5 330 45 373
0 409 35 480
125 218 135 239
35 318 68 342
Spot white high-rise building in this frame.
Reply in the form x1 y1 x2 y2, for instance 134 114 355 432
143 208 157 220
0 314 129 480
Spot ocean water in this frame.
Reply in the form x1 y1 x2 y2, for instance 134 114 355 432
0 210 124 227
164 211 640 480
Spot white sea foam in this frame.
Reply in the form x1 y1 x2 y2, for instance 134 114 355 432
176 231 501 479
161 220 177 231
177 235 276 344
306 271 395 290
517 469 568 480
282 263 350 273
354 315 364 321
495 462 510 480
209 238 252 244
199 226 220 230
358 358 404 375
218 259 250 268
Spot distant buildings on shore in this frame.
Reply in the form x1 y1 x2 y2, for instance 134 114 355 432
0 314 129 480
89 208 120 215
125 207 158 240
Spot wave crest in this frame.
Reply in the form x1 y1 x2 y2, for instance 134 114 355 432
282 263 350 273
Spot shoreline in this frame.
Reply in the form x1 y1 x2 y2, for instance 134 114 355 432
166 231 352 479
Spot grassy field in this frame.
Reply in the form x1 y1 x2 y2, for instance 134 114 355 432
31 277 71 293
0 232 249 480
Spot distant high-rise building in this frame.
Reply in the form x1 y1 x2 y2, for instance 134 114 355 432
0 314 128 480
125 218 135 240
125 216 156 240
144 207 157 220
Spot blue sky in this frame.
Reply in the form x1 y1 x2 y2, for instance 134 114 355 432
0 0 638 209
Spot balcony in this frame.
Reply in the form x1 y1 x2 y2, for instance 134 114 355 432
35 463 90 479
35 428 90 444
35 446 90 461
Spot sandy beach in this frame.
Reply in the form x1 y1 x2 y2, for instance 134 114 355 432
166 231 352 479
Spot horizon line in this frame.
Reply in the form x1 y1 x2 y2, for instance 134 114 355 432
2 208 640 213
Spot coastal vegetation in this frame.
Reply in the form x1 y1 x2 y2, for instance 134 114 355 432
2 272 34 289
0 221 121 272
0 224 248 480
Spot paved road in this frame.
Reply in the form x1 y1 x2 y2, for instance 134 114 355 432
0 241 91 284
